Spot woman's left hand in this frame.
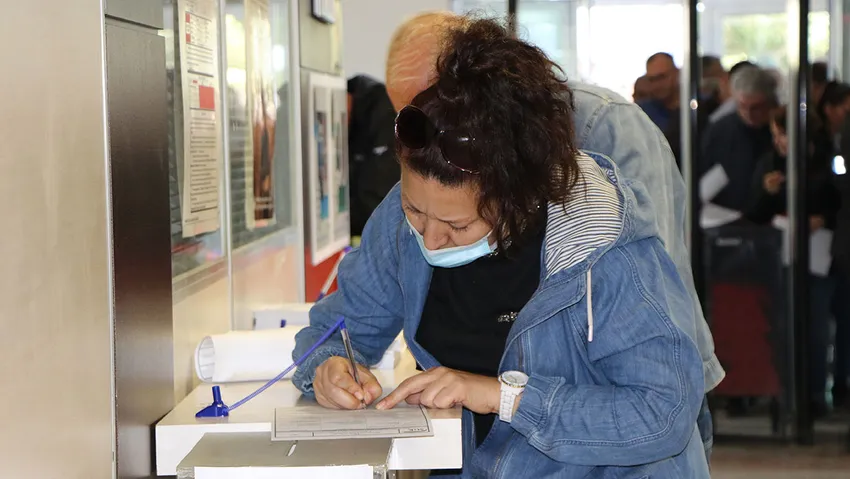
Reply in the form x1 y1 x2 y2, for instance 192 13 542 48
376 367 500 414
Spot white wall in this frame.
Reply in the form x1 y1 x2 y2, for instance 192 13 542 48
341 0 451 81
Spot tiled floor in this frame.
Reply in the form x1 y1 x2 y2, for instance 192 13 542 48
711 412 850 478
712 442 850 478
398 417 850 478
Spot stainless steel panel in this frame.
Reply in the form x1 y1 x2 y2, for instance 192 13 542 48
106 0 163 29
0 0 115 477
105 19 175 478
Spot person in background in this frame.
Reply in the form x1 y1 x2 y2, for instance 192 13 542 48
745 106 840 417
816 81 850 152
663 55 727 169
815 81 850 410
811 61 829 108
709 60 757 124
294 18 710 477
701 66 777 211
347 75 401 238
701 55 729 114
640 52 680 131
633 75 652 104
352 10 723 465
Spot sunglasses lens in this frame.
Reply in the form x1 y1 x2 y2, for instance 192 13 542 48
439 131 478 173
395 107 430 149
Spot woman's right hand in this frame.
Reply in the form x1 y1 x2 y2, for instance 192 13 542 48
313 356 383 409
763 171 785 195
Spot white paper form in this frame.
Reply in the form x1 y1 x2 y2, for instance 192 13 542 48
196 466 374 479
272 400 433 441
700 164 730 203
771 215 833 276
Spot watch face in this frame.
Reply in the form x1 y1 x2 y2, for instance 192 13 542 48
502 371 529 388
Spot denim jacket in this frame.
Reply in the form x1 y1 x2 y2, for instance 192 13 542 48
569 82 724 392
293 151 710 478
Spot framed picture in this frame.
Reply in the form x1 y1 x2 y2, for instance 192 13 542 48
305 72 349 265
311 0 335 24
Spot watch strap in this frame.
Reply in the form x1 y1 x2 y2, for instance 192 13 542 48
499 383 524 423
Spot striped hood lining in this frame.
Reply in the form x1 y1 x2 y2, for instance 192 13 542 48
544 152 625 277
543 152 626 343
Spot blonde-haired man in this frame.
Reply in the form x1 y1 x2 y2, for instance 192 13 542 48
384 9 721 468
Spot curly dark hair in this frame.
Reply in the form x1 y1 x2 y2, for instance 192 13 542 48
398 17 580 254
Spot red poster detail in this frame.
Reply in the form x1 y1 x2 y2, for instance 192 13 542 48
198 85 216 110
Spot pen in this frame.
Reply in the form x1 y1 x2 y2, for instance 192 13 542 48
339 322 366 408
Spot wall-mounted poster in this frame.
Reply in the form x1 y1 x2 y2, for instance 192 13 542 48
177 0 222 238
244 0 276 230
332 89 350 240
307 73 350 265
313 86 331 251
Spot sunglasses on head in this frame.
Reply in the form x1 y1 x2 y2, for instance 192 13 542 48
394 105 479 174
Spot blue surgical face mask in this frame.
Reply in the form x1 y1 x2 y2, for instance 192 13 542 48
406 217 495 268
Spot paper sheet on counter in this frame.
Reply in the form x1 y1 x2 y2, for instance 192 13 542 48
771 216 833 276
196 465 374 479
272 396 433 441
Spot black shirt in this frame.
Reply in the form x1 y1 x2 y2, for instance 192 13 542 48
415 214 546 446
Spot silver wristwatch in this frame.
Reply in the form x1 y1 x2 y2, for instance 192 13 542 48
498 371 529 423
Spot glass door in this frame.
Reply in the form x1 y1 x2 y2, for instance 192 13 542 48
689 0 843 444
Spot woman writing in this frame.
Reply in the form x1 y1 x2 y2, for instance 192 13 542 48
293 19 709 477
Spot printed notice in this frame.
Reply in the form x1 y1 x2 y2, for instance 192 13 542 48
179 0 221 237
272 400 433 441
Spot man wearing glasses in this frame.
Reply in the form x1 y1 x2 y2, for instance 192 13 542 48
700 66 778 212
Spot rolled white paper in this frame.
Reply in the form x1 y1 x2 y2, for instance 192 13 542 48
195 327 303 383
194 329 407 383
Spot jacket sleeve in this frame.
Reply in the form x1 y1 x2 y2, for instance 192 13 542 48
292 187 406 396
511 239 705 466
576 96 682 250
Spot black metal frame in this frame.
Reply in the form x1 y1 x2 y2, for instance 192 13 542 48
787 0 813 445
685 0 704 308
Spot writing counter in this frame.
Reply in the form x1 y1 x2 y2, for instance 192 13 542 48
155 352 463 476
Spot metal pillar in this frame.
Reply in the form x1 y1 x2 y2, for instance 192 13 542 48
682 0 704 307
786 0 813 446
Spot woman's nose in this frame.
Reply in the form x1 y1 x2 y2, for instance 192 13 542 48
423 225 449 251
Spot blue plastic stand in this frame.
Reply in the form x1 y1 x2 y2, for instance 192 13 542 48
195 385 229 418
